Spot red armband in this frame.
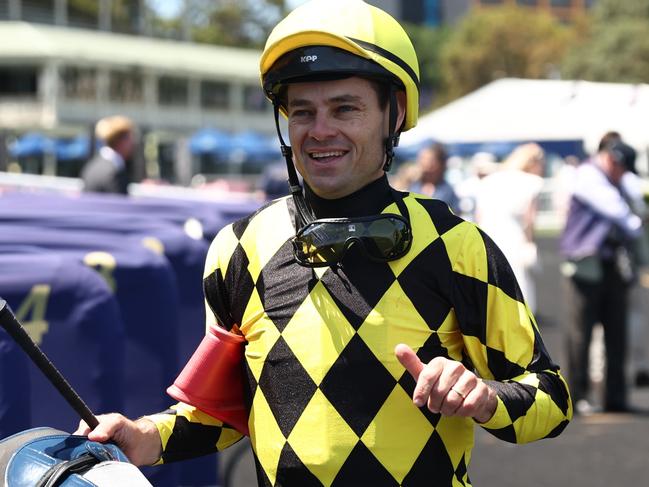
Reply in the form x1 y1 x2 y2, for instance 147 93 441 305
167 325 249 436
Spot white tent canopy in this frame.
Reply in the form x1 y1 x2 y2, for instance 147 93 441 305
401 78 649 156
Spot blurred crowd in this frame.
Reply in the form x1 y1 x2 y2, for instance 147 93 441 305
391 133 649 416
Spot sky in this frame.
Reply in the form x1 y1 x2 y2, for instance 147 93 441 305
286 0 309 8
149 0 182 19
150 0 310 19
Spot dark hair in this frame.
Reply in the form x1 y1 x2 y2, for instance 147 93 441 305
597 131 621 152
427 142 448 165
368 78 391 111
106 129 131 149
605 140 637 174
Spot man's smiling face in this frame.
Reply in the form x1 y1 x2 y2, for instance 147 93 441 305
287 76 403 199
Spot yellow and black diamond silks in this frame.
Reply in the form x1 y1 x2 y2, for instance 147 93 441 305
149 192 572 487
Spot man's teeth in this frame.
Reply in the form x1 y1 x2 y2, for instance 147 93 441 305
311 151 344 159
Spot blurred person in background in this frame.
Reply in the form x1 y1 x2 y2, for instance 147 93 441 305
475 143 545 313
598 135 649 387
389 158 419 191
552 154 581 227
409 142 460 213
454 151 498 221
560 139 644 414
81 115 137 194
594 133 649 389
597 134 649 389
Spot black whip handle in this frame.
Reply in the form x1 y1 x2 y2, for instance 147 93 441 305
0 298 99 429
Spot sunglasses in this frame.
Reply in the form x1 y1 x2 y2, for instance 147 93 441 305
292 213 412 267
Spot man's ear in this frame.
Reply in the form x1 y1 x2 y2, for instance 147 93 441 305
395 90 407 133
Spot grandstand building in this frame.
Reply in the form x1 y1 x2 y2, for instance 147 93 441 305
0 22 268 135
0 1 273 182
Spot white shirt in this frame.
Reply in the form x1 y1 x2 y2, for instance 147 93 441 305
573 159 642 238
99 146 125 172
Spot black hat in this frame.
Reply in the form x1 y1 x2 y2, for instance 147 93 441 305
607 141 637 174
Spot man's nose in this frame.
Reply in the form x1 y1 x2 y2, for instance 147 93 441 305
308 112 337 141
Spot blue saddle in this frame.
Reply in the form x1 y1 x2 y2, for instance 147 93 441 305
0 428 129 487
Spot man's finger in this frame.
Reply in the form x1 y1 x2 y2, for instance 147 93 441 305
87 427 112 442
83 413 120 442
395 343 424 380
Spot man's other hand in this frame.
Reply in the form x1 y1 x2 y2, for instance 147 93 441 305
395 343 497 423
74 413 162 466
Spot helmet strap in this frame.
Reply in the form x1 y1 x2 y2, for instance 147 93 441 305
272 102 316 228
383 84 400 172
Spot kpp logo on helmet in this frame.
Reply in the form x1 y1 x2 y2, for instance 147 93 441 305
300 55 318 63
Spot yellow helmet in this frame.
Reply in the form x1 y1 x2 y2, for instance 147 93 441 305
260 0 420 132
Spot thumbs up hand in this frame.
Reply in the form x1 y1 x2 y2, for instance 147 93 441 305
395 343 497 423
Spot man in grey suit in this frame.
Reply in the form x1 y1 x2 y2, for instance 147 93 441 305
81 116 136 194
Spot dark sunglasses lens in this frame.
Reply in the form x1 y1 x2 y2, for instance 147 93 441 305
294 216 410 265
361 218 410 259
294 224 347 264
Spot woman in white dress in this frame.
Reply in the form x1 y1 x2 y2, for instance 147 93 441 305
475 143 545 313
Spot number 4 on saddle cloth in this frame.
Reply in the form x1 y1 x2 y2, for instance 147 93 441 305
0 427 152 486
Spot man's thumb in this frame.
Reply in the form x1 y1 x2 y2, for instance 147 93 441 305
395 343 423 380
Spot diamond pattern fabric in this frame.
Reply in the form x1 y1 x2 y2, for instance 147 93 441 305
150 186 572 486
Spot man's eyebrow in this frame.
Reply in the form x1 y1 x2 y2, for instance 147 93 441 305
330 94 364 104
288 94 364 107
288 98 312 108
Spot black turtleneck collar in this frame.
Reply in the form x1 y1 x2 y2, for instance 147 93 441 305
304 175 395 219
